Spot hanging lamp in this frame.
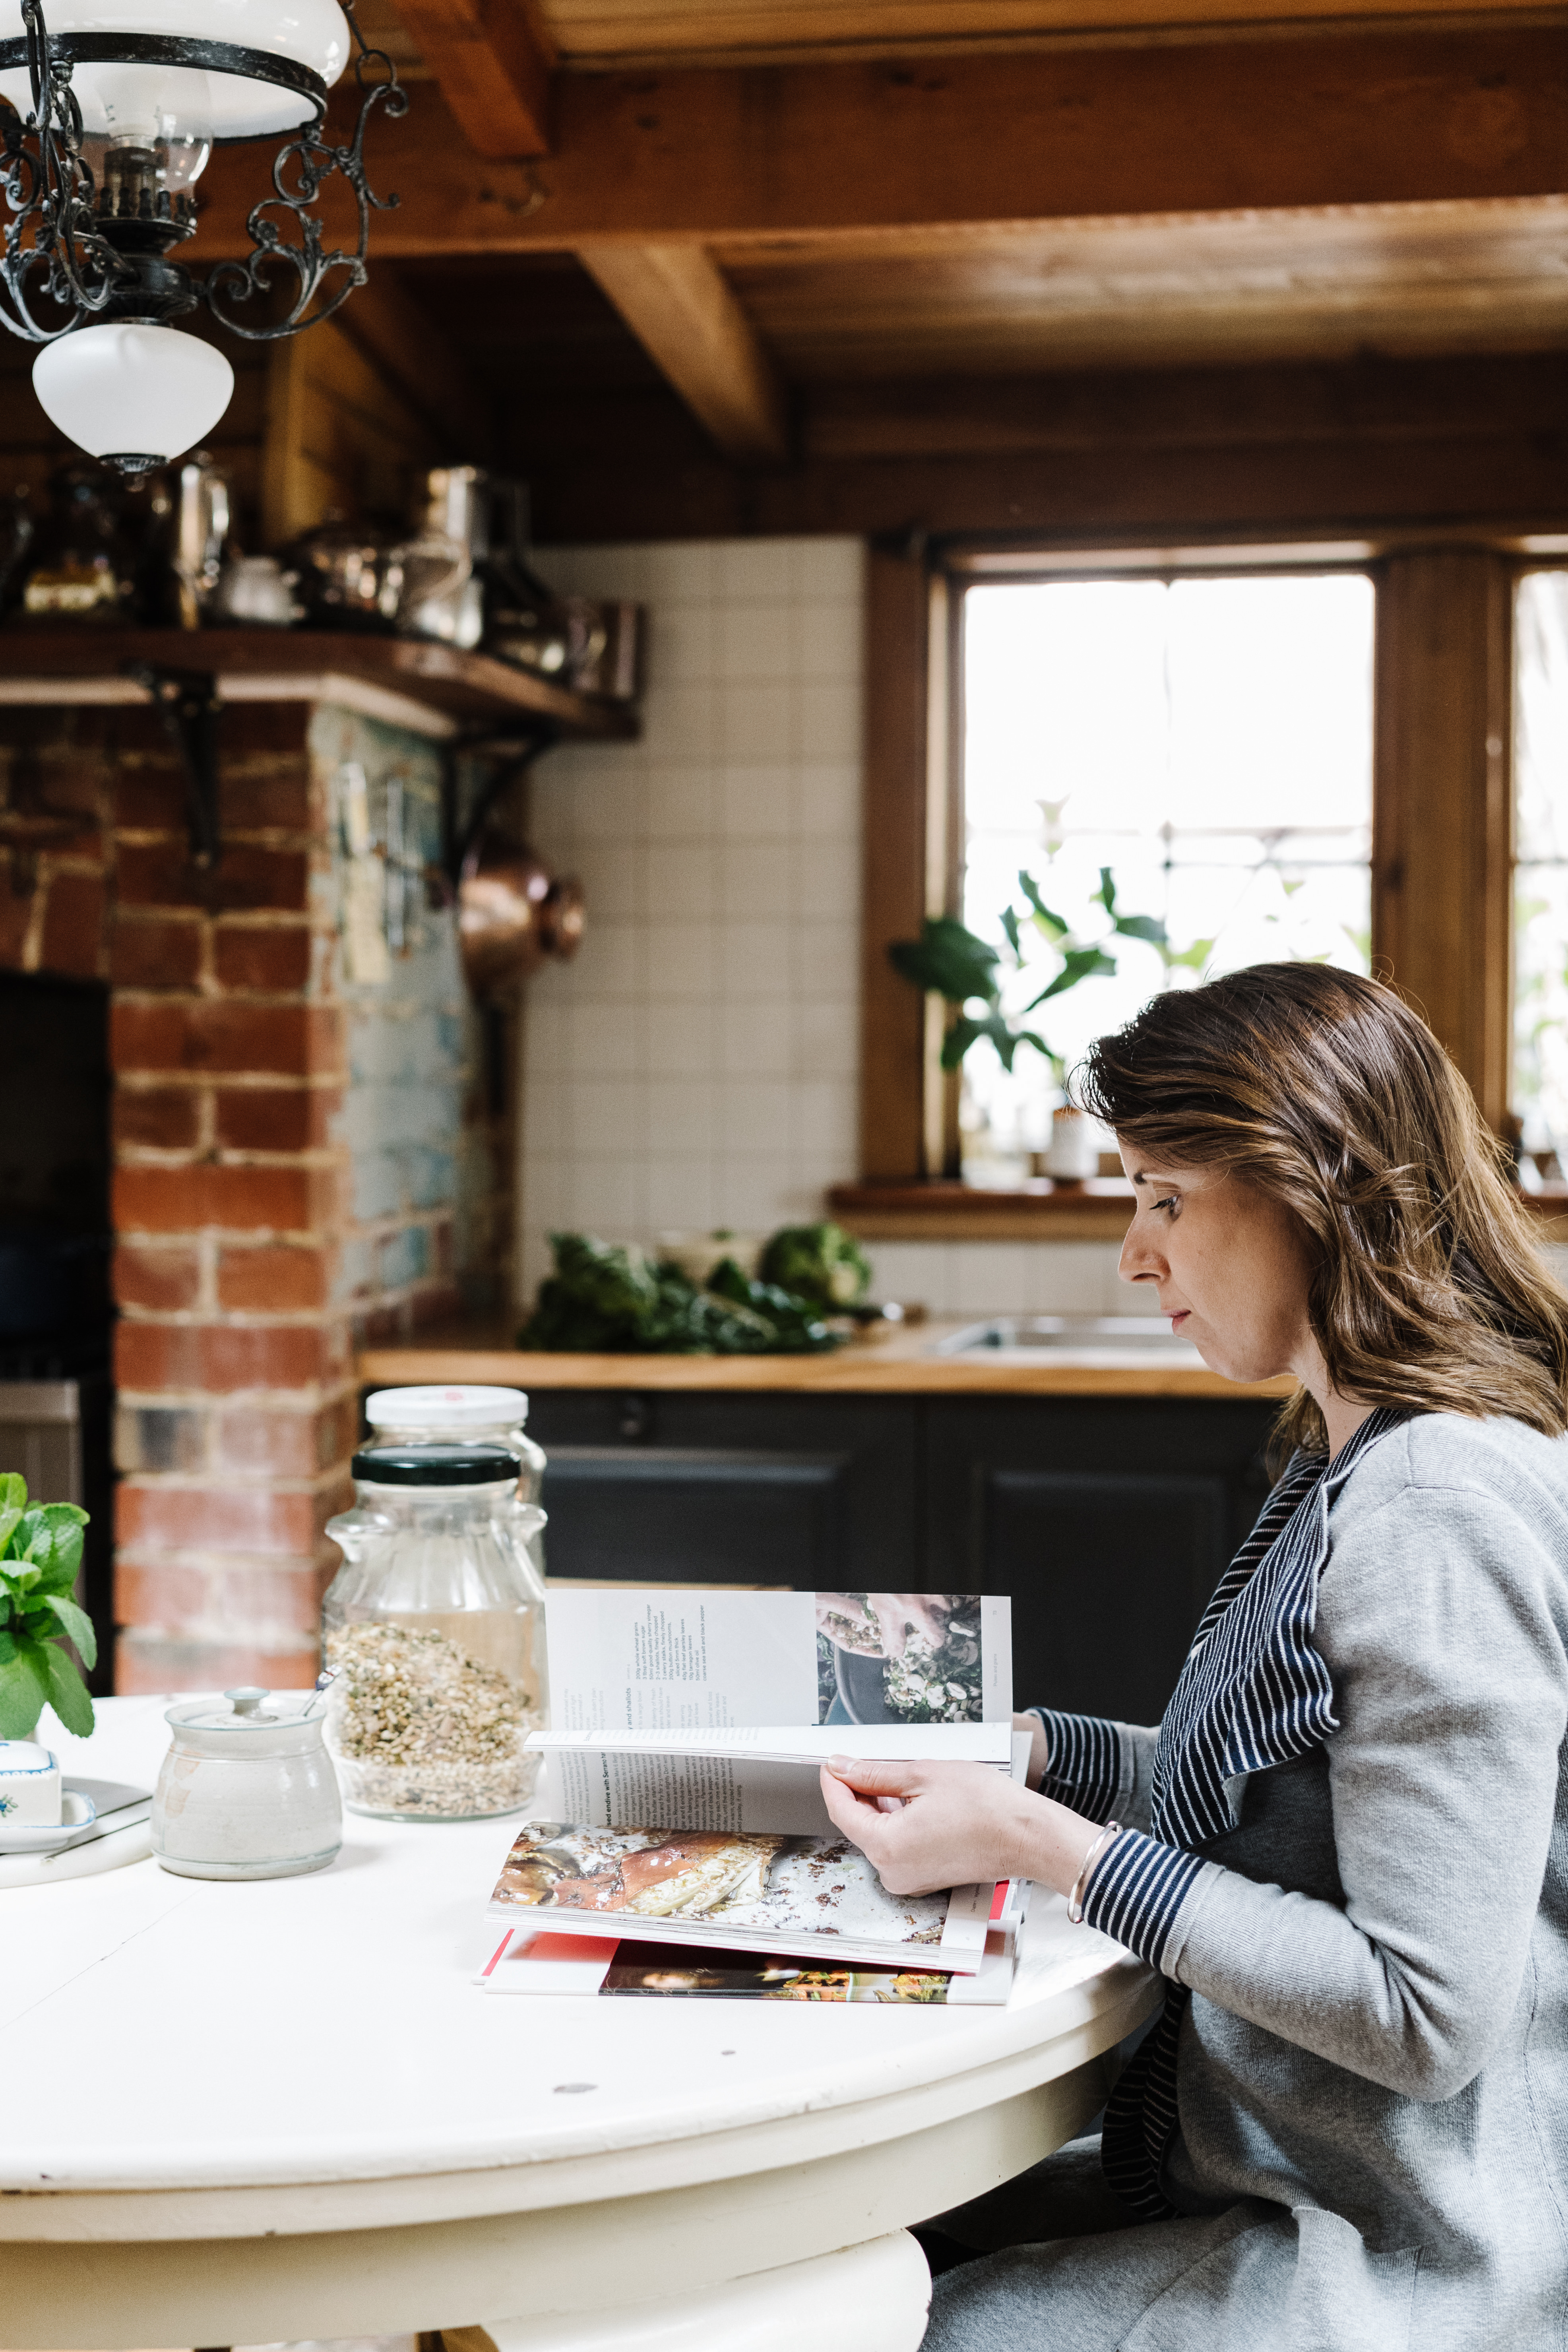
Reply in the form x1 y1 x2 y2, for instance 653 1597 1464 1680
0 0 404 472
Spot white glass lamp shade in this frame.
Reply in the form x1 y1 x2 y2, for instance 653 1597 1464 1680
0 0 349 139
33 323 234 465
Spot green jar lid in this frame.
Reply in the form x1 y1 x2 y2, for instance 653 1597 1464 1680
351 1444 519 1486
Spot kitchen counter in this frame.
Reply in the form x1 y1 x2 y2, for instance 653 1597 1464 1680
358 1317 1294 1399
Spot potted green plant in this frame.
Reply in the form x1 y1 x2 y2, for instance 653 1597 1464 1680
0 1475 95 1741
890 866 1199 1079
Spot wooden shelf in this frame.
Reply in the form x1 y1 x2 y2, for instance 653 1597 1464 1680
0 629 640 741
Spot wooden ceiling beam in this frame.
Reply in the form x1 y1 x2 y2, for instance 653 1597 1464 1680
198 27 1568 253
381 0 556 157
575 242 789 460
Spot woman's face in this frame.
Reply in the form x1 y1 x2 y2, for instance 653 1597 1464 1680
1116 1141 1318 1386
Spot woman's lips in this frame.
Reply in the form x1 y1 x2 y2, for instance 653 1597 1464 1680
1169 1311 1190 1332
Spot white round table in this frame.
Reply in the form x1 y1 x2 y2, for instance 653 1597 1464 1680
0 1700 1157 2352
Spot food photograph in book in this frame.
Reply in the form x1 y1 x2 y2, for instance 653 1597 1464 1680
601 1944 958 2002
493 1824 947 1947
816 1592 985 1724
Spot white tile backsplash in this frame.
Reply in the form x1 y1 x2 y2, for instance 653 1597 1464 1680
517 534 1129 1318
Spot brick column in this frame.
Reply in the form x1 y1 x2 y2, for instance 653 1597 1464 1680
110 702 355 1692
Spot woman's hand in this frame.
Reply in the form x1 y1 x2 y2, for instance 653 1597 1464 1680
820 1755 1100 1898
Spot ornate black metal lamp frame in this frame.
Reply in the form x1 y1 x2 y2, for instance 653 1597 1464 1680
0 0 403 361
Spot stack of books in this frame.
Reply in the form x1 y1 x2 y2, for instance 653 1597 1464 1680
475 1589 1031 2006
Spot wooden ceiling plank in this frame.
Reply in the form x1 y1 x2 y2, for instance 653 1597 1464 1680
386 0 557 157
539 0 1568 70
196 28 1568 253
328 268 493 457
575 242 790 458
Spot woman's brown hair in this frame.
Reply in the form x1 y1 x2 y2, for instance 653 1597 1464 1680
1076 962 1568 1459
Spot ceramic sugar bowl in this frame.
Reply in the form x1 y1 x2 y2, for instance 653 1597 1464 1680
151 1687 342 1881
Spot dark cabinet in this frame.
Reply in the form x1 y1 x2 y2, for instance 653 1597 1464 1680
521 1386 1279 1724
527 1390 919 1588
923 1398 1276 1723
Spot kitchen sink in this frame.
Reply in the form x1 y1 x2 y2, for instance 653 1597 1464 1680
932 1315 1202 1360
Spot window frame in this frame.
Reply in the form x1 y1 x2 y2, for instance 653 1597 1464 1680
846 531 1521 1234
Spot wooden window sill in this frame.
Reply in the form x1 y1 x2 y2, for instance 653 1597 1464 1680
828 1180 1568 1246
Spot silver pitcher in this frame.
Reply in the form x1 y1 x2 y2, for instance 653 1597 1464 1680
172 450 230 630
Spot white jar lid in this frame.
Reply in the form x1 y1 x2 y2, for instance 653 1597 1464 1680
364 1384 529 1429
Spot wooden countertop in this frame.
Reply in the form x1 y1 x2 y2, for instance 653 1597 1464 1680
359 1318 1295 1399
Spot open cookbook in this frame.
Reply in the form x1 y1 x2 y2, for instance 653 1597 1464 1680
476 1589 1027 1987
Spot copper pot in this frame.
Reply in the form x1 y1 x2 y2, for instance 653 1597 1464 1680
458 831 585 998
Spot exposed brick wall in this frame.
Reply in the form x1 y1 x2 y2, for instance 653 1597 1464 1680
109 700 348 1693
0 688 510 1695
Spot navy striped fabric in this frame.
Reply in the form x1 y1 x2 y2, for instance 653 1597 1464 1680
1078 1405 1410 2217
1036 1709 1122 1824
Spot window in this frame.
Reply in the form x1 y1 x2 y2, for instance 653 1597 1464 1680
1513 572 1568 1168
959 571 1376 1171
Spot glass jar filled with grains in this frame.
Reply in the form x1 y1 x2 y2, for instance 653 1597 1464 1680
322 1444 549 1822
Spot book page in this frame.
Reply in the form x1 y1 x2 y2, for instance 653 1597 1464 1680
545 1590 818 1733
546 1589 1014 1731
486 1820 967 1966
532 1725 1012 1839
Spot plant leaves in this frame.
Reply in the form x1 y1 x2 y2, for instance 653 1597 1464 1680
999 904 1021 957
1164 937 1215 973
1096 866 1117 915
1023 946 1119 1010
30 1510 85 1590
942 1011 1051 1074
0 1471 26 1538
0 1636 52 1739
1113 913 1169 947
888 917 1001 1006
42 1640 94 1739
1017 872 1069 938
41 1592 97 1669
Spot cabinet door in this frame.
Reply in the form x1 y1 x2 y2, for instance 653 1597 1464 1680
926 1398 1277 1722
541 1445 851 1584
527 1392 920 1586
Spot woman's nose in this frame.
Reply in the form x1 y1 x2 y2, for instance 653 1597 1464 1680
1119 1221 1165 1286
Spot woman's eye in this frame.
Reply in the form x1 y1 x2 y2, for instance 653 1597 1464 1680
1153 1194 1180 1217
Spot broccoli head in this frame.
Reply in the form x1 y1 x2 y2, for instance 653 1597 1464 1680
758 1222 871 1311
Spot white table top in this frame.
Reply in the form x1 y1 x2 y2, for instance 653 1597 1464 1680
1 1699 1153 2226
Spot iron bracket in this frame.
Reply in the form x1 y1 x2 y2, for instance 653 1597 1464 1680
440 720 559 886
125 663 223 869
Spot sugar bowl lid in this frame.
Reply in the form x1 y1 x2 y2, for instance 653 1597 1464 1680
166 1686 311 1733
350 1443 520 1485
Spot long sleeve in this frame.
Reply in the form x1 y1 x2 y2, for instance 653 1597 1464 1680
1082 1474 1568 2100
1030 1707 1160 1832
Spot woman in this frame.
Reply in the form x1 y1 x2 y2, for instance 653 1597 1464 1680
821 963 1568 2352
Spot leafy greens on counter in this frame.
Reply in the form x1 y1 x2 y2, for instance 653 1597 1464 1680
519 1231 845 1355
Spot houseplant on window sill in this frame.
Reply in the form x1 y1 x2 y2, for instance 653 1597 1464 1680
0 1476 94 1741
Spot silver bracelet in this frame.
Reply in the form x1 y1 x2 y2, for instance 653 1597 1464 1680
1067 1820 1122 1924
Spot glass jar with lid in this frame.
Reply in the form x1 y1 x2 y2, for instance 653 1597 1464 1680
322 1444 548 1823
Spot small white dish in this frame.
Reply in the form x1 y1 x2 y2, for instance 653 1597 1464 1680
0 1788 97 1852
0 1738 62 1823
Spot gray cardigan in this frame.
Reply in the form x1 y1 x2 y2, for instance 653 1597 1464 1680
943 1413 1568 2352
